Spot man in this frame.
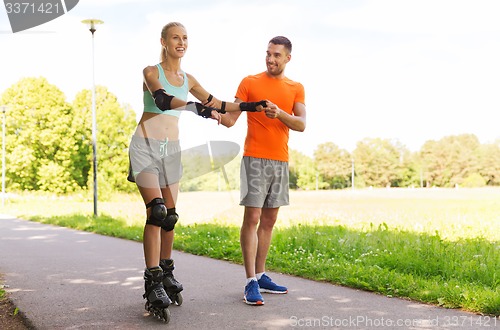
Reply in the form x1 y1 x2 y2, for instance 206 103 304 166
221 36 306 305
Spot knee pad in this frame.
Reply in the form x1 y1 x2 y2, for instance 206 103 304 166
145 198 178 232
146 198 167 227
162 208 178 232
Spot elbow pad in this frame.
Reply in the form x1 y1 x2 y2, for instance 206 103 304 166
239 100 267 112
152 89 174 110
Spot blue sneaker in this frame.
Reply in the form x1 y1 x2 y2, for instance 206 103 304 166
258 274 288 294
244 280 264 305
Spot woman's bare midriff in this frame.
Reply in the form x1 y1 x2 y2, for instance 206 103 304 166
134 112 180 141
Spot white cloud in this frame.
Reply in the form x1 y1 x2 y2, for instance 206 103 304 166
326 0 500 35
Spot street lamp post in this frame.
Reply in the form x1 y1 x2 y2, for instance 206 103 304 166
1 105 7 207
82 19 103 217
351 158 355 191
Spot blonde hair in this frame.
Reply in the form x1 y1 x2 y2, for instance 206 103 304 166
160 22 186 62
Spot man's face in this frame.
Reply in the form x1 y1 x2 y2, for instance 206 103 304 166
266 43 291 76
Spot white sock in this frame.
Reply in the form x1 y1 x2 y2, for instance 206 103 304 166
246 277 257 285
256 272 265 280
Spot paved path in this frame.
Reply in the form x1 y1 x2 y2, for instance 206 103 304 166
0 216 497 329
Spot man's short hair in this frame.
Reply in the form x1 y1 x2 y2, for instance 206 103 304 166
269 36 292 54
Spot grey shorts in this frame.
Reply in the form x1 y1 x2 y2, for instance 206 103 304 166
240 156 289 208
127 136 182 187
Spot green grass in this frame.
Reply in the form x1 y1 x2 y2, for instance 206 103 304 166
1 189 499 316
173 222 500 315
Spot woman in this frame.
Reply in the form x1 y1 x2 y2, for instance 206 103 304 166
129 22 265 320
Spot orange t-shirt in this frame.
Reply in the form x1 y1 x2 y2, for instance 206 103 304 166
235 72 305 162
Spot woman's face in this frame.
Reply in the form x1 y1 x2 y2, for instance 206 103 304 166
162 26 188 58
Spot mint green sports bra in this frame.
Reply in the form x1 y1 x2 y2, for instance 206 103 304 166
143 64 189 117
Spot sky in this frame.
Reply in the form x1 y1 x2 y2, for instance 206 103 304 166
1 0 499 157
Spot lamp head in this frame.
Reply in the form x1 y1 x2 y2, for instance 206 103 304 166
81 19 104 35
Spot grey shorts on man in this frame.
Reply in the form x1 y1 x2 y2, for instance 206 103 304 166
240 156 289 208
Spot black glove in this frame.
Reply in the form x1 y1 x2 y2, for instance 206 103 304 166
152 89 174 110
239 100 267 112
186 102 220 118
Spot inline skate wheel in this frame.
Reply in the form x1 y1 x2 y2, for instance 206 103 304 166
174 292 183 306
158 307 171 323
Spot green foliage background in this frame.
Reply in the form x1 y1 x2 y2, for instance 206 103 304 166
0 77 137 197
1 77 500 196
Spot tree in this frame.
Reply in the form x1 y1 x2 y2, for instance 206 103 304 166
314 142 351 189
0 77 84 193
394 148 421 188
353 138 405 188
420 134 481 187
478 140 500 186
289 149 322 190
72 86 137 196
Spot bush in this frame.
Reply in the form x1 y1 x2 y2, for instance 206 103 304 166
462 173 486 188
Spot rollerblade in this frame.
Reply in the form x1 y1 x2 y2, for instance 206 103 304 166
143 266 171 323
160 259 184 306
